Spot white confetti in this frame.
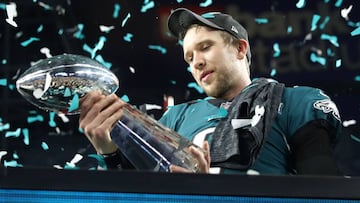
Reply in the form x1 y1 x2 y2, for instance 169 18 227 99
40 47 52 58
5 3 18 27
99 25 115 33
343 120 356 127
340 5 352 20
0 151 7 162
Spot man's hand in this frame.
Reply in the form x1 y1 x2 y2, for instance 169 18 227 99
169 141 210 173
79 91 125 154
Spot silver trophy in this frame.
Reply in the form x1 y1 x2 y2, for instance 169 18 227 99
16 54 199 172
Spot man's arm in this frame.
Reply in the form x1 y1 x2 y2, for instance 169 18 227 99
289 119 341 175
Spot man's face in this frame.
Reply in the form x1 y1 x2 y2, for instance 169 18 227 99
182 26 246 100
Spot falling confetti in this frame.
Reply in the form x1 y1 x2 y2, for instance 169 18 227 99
296 0 306 8
113 3 121 19
141 0 155 13
199 0 213 7
5 3 18 27
350 26 360 36
148 45 167 54
20 37 40 47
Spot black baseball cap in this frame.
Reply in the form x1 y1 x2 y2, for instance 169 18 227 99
167 8 251 65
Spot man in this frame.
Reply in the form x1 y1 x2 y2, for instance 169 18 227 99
79 8 342 175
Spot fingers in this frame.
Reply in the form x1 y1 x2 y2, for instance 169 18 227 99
169 165 191 173
202 141 211 167
170 141 211 174
79 93 123 131
189 145 208 173
78 91 125 154
79 91 103 122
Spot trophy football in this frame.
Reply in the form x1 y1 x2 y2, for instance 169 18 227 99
16 54 199 172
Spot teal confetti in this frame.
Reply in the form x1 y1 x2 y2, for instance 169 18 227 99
41 142 49 150
22 128 29 145
334 0 343 7
78 127 84 133
327 48 335 57
13 152 19 159
177 0 183 2
20 37 40 47
37 24 43 33
199 0 213 7
355 76 360 82
319 16 330 30
123 33 133 42
187 66 191 72
0 3 6 10
270 68 277 76
4 160 23 168
95 55 112 68
0 123 10 131
27 115 44 123
311 14 321 31
320 34 339 47
255 18 268 24
5 128 21 138
121 94 130 102
74 23 85 39
296 0 306 8
8 84 15 90
350 26 360 36
68 93 79 113
0 78 7 86
64 164 80 170
170 80 177 85
113 3 120 19
121 13 131 27
83 44 93 56
64 87 71 97
188 82 204 94
1 59 6 64
84 36 107 59
48 112 56 127
273 43 280 57
148 45 167 54
178 39 183 46
287 26 293 34
141 0 154 13
310 53 326 65
336 59 341 68
58 29 64 35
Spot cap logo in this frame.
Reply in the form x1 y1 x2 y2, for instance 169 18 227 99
231 26 239 34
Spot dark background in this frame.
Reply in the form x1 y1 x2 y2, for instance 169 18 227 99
0 0 359 174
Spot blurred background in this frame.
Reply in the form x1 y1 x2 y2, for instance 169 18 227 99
0 0 359 174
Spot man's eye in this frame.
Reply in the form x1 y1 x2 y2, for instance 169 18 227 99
186 56 193 63
201 45 210 50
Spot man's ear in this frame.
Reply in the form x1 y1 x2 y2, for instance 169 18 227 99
236 39 249 60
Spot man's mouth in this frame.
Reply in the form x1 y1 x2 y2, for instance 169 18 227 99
200 70 213 82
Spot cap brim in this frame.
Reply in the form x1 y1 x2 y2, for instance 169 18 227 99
168 8 224 38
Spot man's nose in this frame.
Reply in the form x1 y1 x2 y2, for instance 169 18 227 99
193 53 205 69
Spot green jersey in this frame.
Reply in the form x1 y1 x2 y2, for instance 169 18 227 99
159 85 341 175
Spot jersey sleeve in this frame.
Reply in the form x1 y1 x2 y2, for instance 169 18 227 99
283 86 342 139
